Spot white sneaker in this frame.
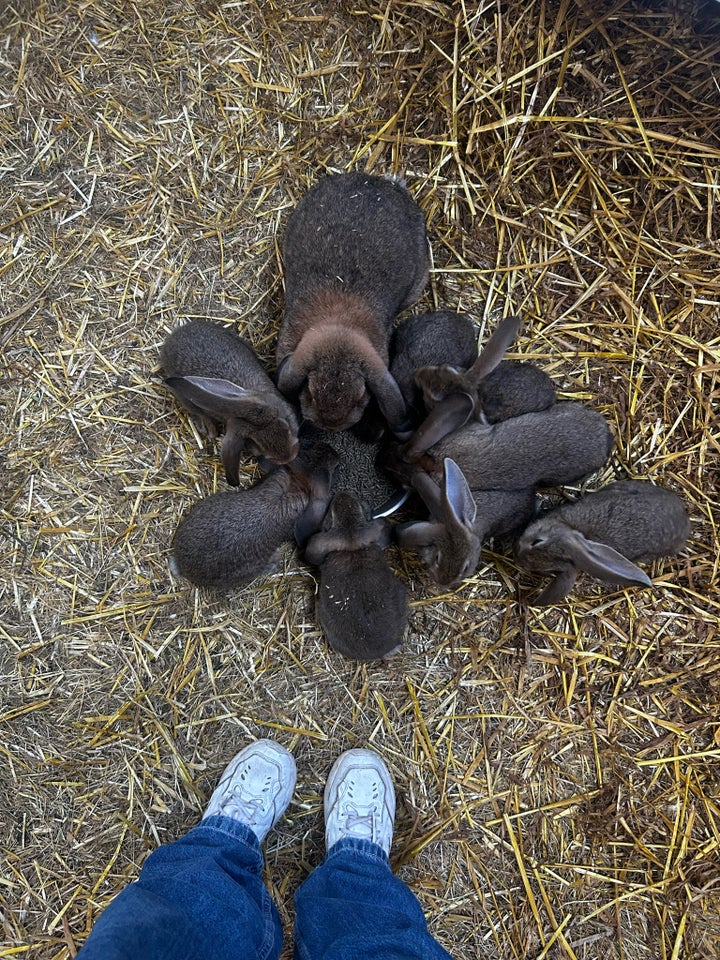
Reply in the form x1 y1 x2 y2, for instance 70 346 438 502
202 739 297 843
324 748 395 855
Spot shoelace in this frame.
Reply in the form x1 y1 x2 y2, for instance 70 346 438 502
220 786 265 825
343 807 375 840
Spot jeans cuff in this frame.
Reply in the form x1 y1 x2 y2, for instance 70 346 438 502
194 815 264 868
325 836 390 866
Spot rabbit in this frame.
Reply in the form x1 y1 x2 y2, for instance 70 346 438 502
515 480 690 604
389 311 479 419
275 172 429 433
304 491 409 660
404 314 554 457
396 458 536 588
170 441 338 590
161 320 299 486
476 361 556 424
380 402 614 492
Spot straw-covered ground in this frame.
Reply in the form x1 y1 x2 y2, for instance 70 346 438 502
1 1 719 957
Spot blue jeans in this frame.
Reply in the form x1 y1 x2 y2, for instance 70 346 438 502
77 815 452 960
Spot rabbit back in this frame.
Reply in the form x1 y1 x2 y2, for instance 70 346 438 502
170 479 298 589
427 403 613 490
161 320 275 392
282 172 429 323
315 547 409 660
478 361 556 423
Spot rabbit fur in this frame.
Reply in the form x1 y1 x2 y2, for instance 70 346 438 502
389 402 613 491
397 458 536 588
304 491 409 660
390 311 479 419
161 320 299 485
170 441 338 589
276 172 429 432
515 480 690 603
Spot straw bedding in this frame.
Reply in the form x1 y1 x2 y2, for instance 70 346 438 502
1 1 719 957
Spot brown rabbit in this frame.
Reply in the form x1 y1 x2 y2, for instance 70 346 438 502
405 314 523 457
304 491 409 660
515 480 690 604
161 320 299 486
276 172 429 432
396 458 536 588
381 402 614 491
389 311 479 420
170 442 338 589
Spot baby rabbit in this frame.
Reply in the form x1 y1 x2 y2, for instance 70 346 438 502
403 313 555 457
397 458 536 588
390 311 479 419
170 441 338 590
515 480 690 604
383 402 614 491
304 491 409 660
276 172 428 433
161 320 299 486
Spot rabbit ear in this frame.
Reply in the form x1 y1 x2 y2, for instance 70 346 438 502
166 375 251 406
442 458 477 529
367 367 410 432
411 471 443 521
404 393 475 459
276 354 306 394
534 568 579 605
396 521 444 550
465 314 521 388
566 530 653 587
220 419 246 487
304 535 329 566
294 497 330 548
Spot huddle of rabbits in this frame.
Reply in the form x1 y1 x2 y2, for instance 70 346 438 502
160 171 690 661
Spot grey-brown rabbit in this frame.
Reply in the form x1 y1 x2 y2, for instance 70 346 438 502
161 320 299 486
304 491 409 660
170 442 338 589
406 315 556 457
276 172 428 432
384 402 614 492
515 480 690 604
396 458 536 588
390 311 479 420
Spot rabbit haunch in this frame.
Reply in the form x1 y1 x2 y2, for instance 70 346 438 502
161 320 299 484
170 443 337 589
304 492 409 660
515 480 690 604
276 172 428 432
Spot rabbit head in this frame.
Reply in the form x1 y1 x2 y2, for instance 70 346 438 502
515 513 653 604
304 491 391 565
277 325 407 432
397 459 482 588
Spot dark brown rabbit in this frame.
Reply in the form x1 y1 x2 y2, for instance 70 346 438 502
304 491 409 660
396 458 536 588
170 442 338 589
390 311 479 419
276 172 429 432
382 402 614 491
161 320 299 486
405 314 522 457
515 480 690 604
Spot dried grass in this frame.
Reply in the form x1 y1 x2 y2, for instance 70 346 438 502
1 1 719 958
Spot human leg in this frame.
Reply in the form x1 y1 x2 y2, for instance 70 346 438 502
78 739 296 960
293 749 452 960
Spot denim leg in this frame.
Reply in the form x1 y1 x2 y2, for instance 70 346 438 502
78 816 283 960
293 837 453 960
